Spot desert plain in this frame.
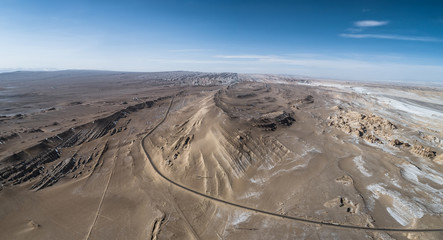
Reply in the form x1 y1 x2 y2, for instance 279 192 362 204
0 70 442 239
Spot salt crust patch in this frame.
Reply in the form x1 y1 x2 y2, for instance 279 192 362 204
353 156 372 177
367 183 424 226
378 97 443 120
400 164 443 186
268 147 320 178
399 163 443 213
366 163 443 226
384 172 401 188
253 146 320 185
229 211 251 226
238 191 262 200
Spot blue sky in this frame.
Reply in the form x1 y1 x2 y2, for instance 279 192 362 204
1 0 443 82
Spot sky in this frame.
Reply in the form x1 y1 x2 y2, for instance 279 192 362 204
1 0 443 82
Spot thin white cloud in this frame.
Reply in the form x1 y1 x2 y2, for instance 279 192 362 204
168 49 212 52
212 54 443 83
214 55 273 59
347 28 364 33
340 33 442 42
354 20 389 27
213 54 385 69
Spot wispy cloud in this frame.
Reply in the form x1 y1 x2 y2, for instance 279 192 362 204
214 54 371 67
340 33 441 42
168 48 212 52
354 20 389 27
347 28 364 33
211 54 443 83
214 55 273 59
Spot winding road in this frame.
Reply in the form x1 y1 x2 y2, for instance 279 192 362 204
141 96 443 233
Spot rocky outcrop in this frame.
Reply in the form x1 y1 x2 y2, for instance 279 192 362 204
253 111 295 131
0 97 169 190
297 95 314 104
328 109 443 161
32 155 78 190
291 95 314 110
335 175 353 185
324 196 359 214
419 132 443 148
275 112 296 126
411 145 437 159
162 72 240 86
0 133 19 144
364 134 382 144
389 139 410 148
328 110 396 143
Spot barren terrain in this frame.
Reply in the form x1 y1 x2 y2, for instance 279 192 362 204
1 71 442 239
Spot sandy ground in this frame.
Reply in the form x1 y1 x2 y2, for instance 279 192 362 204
0 71 442 239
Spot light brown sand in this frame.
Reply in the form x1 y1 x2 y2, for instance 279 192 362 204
1 71 442 239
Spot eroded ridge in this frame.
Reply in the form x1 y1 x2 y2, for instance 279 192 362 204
0 97 170 190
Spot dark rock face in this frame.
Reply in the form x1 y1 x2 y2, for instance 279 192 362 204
0 133 19 144
254 111 295 131
256 122 278 131
389 139 410 147
275 112 295 126
0 97 169 190
236 93 256 99
299 95 314 104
